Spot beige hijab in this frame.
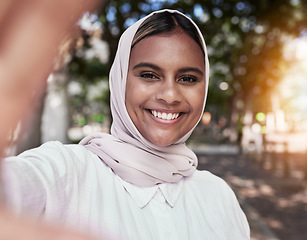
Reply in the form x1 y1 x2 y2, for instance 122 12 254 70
80 9 210 187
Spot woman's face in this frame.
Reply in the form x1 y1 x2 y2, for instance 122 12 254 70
125 32 206 147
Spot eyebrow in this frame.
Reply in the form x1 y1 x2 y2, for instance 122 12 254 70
132 62 161 71
132 62 204 76
178 67 204 76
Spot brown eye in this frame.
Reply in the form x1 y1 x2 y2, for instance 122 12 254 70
178 75 197 83
139 72 159 80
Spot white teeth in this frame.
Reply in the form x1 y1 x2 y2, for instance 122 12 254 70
151 110 180 120
167 113 173 120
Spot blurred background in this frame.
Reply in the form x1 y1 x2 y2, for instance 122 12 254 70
4 0 307 239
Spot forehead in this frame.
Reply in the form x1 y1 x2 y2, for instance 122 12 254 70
129 32 205 69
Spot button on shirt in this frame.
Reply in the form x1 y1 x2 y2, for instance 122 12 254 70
2 141 250 240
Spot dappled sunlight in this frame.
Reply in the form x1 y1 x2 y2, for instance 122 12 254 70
228 176 255 188
197 153 307 239
227 176 275 198
259 184 275 196
278 35 307 132
265 217 283 230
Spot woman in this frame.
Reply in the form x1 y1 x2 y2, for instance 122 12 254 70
2 9 250 239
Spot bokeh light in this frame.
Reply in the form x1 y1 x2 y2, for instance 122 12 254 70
202 112 211 125
255 112 266 122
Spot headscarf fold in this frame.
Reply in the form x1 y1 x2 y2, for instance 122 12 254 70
80 9 210 187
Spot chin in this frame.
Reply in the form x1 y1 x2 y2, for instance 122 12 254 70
147 137 177 147
155 142 172 147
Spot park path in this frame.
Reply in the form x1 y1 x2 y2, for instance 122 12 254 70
190 144 307 240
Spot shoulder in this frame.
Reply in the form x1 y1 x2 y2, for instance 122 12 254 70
183 170 250 238
18 141 96 162
19 141 87 155
5 141 101 175
185 170 237 201
187 169 229 188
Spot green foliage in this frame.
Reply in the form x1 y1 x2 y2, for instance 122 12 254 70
77 117 87 126
67 0 307 126
69 57 109 83
91 113 105 123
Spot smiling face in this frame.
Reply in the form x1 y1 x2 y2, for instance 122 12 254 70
125 31 206 147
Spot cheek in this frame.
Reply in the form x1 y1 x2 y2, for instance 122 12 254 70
125 76 150 117
125 77 136 117
188 87 206 113
126 83 141 108
126 76 156 105
125 76 133 102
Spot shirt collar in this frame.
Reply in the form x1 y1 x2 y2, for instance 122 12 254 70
118 177 184 208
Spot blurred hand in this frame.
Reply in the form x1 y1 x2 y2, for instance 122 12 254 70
0 0 107 239
0 0 102 157
0 206 100 240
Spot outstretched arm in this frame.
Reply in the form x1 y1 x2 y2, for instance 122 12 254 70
0 0 102 157
0 1 107 239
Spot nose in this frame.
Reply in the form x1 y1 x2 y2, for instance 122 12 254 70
155 78 182 104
